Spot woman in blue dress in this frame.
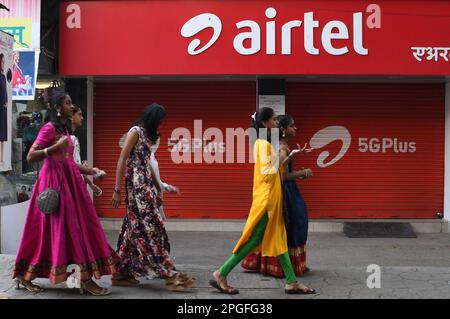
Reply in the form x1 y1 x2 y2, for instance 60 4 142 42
242 114 313 277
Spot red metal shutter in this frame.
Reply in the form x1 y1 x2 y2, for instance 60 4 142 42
93 81 256 218
285 83 444 219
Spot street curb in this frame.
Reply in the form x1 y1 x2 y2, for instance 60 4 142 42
100 218 450 233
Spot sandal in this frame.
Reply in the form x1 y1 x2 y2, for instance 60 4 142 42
80 279 111 296
165 272 195 292
111 274 140 286
209 271 239 295
15 278 44 293
177 272 195 288
285 282 316 295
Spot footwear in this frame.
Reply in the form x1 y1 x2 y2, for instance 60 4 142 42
79 279 111 296
165 272 195 292
304 267 310 273
177 272 195 288
209 271 239 295
15 278 43 293
285 283 316 295
111 274 140 286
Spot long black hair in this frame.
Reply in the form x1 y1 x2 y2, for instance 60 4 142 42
250 107 275 142
132 103 166 143
44 92 72 134
277 114 293 138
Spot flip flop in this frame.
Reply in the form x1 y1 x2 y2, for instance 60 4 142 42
209 279 239 295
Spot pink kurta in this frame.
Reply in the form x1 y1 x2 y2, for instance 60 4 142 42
13 123 119 284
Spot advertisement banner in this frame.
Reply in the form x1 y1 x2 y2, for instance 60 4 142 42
0 0 41 50
0 31 14 172
0 0 40 101
59 0 450 75
12 49 38 100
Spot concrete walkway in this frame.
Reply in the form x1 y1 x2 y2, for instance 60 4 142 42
1 231 450 299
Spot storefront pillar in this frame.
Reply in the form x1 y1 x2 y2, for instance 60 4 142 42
444 82 450 228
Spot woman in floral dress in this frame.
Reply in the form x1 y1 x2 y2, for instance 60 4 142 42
111 103 194 291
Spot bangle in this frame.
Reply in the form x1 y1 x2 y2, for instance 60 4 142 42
43 148 48 157
113 188 121 194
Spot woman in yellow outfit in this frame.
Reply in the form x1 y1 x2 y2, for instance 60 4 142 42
209 107 316 295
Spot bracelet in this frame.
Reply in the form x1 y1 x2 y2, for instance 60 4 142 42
113 188 121 194
43 148 48 157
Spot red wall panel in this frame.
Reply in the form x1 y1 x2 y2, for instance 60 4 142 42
285 83 444 218
93 81 256 218
94 81 444 219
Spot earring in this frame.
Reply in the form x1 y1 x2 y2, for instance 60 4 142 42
57 111 61 117
282 130 285 137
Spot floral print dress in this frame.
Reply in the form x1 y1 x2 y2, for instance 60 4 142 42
116 126 176 279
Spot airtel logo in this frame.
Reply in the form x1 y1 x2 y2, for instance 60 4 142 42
181 13 222 55
181 5 381 56
309 126 351 168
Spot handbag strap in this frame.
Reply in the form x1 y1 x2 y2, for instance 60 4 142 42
34 161 40 183
34 134 66 192
34 152 65 191
54 151 65 192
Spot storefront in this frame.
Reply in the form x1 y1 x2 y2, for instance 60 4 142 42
58 0 450 220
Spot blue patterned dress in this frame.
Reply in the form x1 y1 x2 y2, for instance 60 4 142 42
284 160 309 249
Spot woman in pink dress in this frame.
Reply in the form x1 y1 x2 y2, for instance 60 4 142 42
12 93 120 295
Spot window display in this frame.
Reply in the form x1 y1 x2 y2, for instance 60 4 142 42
6 82 63 203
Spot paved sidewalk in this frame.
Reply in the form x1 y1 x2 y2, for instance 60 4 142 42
1 231 450 299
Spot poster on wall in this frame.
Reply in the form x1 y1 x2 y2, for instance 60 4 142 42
12 49 38 100
259 95 285 115
16 183 31 203
0 0 41 50
0 31 14 172
0 0 41 101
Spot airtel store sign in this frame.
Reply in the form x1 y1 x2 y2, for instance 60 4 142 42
181 5 381 56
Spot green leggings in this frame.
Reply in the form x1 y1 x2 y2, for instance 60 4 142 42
218 213 297 285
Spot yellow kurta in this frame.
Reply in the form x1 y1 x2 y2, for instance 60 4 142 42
232 139 287 257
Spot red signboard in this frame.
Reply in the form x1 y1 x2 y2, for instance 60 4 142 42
59 0 450 76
